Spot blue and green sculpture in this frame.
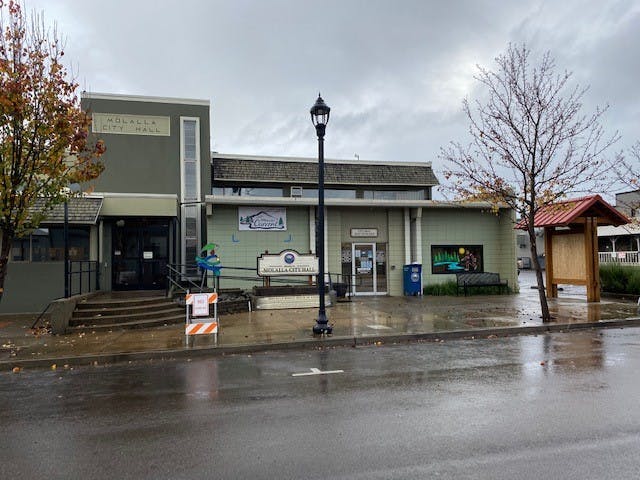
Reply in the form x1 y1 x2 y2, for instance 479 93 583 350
195 243 222 276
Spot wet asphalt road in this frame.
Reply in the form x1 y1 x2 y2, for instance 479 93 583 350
2 328 640 479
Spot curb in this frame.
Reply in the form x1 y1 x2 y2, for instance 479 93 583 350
3 317 640 371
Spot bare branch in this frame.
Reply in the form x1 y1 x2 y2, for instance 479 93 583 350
439 43 620 321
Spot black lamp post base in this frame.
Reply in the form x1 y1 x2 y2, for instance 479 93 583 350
313 323 333 335
313 312 332 335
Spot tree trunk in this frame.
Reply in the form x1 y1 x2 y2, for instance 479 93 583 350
528 228 551 322
0 229 12 304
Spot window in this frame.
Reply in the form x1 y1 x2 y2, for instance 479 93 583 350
212 187 284 197
181 117 201 273
11 237 30 262
517 234 527 248
302 188 356 199
362 190 425 200
181 118 200 203
10 227 89 262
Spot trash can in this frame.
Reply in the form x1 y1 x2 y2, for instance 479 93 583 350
334 282 348 298
403 264 422 296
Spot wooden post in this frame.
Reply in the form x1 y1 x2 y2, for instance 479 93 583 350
544 227 558 297
585 217 600 302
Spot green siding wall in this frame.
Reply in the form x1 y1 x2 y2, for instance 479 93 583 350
340 208 389 242
387 209 405 295
204 203 518 296
327 208 342 282
421 208 518 291
207 205 310 289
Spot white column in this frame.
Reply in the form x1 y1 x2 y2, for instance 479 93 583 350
414 207 423 265
404 207 411 264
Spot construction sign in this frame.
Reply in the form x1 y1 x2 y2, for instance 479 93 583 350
185 292 219 335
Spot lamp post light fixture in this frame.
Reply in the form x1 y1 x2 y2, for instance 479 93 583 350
310 94 332 335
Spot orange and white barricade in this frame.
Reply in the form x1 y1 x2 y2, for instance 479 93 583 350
185 292 219 336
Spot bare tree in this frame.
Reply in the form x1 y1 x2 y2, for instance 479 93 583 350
440 44 619 322
611 142 639 219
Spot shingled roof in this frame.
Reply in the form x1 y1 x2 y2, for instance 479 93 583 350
212 154 439 187
29 197 103 224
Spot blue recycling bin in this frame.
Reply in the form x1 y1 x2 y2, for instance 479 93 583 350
403 264 422 296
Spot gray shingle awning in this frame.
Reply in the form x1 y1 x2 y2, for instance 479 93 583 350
30 197 103 225
212 155 439 187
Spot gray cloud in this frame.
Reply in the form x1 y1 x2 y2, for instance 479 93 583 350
26 0 640 192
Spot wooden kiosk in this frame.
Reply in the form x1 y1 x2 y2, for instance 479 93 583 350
529 195 629 302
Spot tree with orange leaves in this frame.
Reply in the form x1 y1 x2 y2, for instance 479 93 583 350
0 1 105 302
441 44 619 322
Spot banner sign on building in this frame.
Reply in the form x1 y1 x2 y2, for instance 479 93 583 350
239 207 287 231
92 113 171 136
258 250 318 276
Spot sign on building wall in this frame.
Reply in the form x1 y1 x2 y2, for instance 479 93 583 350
351 228 378 238
239 207 287 231
92 113 171 136
257 250 319 276
431 245 484 274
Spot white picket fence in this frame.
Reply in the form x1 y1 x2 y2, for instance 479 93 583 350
599 251 640 266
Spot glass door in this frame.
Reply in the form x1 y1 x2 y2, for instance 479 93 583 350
352 243 376 295
112 219 169 290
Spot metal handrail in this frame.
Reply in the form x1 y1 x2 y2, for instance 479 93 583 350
67 260 99 297
31 298 63 329
166 263 205 296
166 262 355 298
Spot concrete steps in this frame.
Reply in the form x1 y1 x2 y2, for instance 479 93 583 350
69 294 185 332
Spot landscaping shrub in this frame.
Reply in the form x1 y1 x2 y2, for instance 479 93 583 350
600 264 640 295
422 281 512 296
423 281 458 296
627 268 640 294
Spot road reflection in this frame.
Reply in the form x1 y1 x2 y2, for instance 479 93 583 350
184 359 220 400
520 331 605 381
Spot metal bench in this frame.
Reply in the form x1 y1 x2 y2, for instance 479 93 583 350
456 272 508 296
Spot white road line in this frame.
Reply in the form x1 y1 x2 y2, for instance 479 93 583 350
292 368 344 377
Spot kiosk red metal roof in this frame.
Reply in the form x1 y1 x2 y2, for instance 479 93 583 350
516 195 629 229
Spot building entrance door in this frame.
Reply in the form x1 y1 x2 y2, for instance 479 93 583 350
351 243 387 295
112 219 170 290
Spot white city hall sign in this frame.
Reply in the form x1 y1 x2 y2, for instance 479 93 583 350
257 250 319 276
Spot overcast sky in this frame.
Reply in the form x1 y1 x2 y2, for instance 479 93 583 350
26 0 640 194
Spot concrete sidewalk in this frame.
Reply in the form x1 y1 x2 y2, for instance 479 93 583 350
2 271 639 370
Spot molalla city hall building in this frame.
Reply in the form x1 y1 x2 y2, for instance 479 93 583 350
0 92 517 313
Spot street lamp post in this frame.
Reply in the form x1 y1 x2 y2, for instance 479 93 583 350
310 94 332 335
64 183 81 298
64 200 69 298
